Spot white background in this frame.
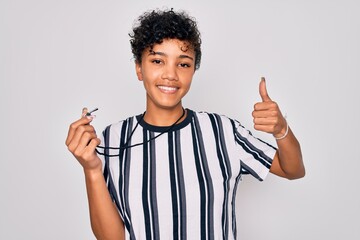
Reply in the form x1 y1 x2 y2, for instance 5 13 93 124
1 0 359 239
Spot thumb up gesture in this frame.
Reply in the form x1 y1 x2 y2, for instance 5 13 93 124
252 77 288 139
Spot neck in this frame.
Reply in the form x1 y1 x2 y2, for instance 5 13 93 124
144 104 186 126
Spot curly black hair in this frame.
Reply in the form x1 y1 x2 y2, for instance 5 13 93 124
129 9 202 70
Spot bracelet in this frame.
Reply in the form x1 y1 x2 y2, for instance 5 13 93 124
274 120 289 140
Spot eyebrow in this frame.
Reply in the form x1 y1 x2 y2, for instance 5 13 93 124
149 51 194 61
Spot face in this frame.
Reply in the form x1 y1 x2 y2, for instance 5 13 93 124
136 39 195 112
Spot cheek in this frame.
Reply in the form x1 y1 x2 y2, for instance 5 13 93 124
141 71 160 91
143 68 161 81
183 73 194 86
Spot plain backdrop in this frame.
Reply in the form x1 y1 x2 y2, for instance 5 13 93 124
1 0 359 239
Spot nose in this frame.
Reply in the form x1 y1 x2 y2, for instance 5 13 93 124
161 64 178 81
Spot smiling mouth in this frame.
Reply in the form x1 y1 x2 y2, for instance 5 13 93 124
157 85 179 93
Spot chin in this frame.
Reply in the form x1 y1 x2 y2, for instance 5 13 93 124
154 101 183 110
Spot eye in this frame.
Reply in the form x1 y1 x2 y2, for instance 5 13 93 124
179 63 191 68
151 59 162 64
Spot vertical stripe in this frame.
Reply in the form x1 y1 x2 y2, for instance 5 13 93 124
175 131 187 240
102 126 110 187
117 120 128 220
142 130 159 240
231 172 242 240
102 125 121 211
168 132 179 240
149 132 160 239
118 118 137 240
191 115 214 240
168 131 187 240
142 129 151 239
101 110 276 239
209 114 232 240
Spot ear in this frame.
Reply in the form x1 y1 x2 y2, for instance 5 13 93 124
135 62 143 81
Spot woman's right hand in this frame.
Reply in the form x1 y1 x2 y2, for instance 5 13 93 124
65 108 102 173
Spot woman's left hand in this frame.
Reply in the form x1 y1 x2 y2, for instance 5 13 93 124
252 77 287 139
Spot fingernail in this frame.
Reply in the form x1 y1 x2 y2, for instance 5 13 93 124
82 107 88 117
261 77 265 82
86 115 94 120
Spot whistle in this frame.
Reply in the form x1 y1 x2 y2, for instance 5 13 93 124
86 108 98 116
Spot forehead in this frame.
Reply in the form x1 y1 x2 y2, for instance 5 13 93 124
147 39 195 56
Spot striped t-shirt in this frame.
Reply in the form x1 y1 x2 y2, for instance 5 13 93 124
99 109 276 240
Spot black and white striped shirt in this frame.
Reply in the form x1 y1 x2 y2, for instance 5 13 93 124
99 109 276 240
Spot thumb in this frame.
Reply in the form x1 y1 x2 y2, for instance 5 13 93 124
82 107 88 117
259 77 272 102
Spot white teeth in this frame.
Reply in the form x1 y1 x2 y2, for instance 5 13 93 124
158 86 177 91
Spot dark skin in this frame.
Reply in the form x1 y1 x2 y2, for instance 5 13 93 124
254 78 305 179
65 39 304 239
66 110 125 240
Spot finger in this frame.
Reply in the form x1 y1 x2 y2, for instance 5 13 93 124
67 124 96 151
87 137 101 149
254 101 278 111
70 124 96 148
252 109 278 118
65 116 93 146
82 107 88 117
73 133 98 159
254 124 276 133
81 138 102 161
259 77 272 102
75 131 99 154
253 117 278 125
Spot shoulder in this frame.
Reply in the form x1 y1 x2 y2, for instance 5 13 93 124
191 110 240 127
190 110 247 138
102 114 139 135
191 109 257 138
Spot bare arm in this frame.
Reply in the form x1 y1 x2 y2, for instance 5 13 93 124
65 110 125 239
252 78 305 180
84 169 125 239
270 127 305 179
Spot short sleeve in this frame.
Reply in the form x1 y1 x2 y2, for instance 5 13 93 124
96 124 119 204
96 127 106 174
96 122 127 219
232 119 277 181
